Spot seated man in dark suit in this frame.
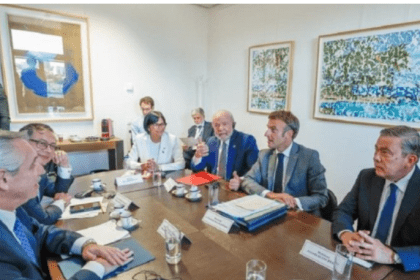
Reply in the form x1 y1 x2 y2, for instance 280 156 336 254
20 123 73 224
0 131 132 279
183 108 214 169
233 110 328 216
332 125 420 272
191 110 258 180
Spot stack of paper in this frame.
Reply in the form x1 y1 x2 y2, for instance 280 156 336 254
213 195 288 231
176 171 221 186
77 220 130 245
60 197 105 220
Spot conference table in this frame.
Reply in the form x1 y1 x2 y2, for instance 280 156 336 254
49 169 416 280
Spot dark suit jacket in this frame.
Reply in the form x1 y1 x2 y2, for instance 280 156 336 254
242 143 328 215
0 207 99 280
191 129 258 180
0 84 10 131
184 121 214 169
22 162 74 225
332 167 420 272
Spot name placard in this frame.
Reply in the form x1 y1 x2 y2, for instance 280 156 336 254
115 173 143 187
299 240 372 270
163 178 179 193
157 219 191 244
202 210 234 234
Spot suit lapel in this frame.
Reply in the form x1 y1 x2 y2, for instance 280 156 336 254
369 175 385 230
392 166 420 242
267 150 277 192
284 143 299 189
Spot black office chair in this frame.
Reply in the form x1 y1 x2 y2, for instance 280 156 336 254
320 189 338 222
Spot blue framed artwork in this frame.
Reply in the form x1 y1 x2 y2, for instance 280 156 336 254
314 21 420 128
248 41 294 114
0 5 93 122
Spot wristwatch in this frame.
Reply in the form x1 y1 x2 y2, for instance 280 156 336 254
391 250 401 264
81 239 97 252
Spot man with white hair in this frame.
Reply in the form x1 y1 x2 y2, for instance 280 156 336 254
0 131 132 279
191 110 258 180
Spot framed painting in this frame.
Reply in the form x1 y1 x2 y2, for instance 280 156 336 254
314 21 420 128
247 41 294 114
0 5 93 122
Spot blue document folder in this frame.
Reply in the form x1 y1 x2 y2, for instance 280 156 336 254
58 238 155 279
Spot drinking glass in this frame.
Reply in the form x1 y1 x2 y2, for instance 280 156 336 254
246 259 266 280
332 244 353 280
165 229 182 264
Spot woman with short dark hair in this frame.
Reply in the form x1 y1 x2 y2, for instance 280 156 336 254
127 111 185 172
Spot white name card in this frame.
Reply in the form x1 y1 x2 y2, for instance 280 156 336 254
164 178 179 193
202 210 234 234
299 240 372 270
115 173 143 187
113 193 138 210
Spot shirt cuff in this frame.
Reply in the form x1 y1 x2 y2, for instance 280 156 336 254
51 200 65 212
70 237 92 255
261 190 270 197
192 156 202 165
338 230 352 240
295 198 303 211
57 166 72 179
82 261 105 279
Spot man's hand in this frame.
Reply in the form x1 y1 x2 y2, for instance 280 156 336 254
94 248 134 275
340 231 367 252
266 192 297 208
229 171 241 191
53 150 70 167
146 159 157 173
54 192 72 206
349 231 394 264
195 140 209 158
82 244 132 266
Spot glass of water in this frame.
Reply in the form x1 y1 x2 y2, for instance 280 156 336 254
153 168 162 187
332 244 353 280
207 183 219 207
246 259 266 280
165 229 182 265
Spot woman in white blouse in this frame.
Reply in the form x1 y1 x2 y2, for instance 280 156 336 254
127 111 185 172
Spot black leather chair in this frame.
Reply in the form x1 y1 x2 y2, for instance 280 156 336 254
320 189 338 222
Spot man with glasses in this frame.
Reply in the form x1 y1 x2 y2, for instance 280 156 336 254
232 110 328 216
20 123 73 224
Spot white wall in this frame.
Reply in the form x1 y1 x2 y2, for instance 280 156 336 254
207 4 420 202
10 4 209 175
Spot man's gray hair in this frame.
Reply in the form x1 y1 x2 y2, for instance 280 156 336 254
0 131 28 176
191 108 205 118
213 110 235 123
380 126 420 158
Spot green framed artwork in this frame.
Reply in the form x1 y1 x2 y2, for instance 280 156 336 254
314 21 420 128
247 41 294 114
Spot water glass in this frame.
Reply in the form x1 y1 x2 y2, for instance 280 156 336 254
208 183 219 206
246 259 266 280
165 229 182 264
153 169 162 187
332 244 353 280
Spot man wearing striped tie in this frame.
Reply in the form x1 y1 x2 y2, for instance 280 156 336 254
0 131 132 280
332 126 420 272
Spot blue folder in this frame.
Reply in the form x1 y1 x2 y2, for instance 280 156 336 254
58 238 155 279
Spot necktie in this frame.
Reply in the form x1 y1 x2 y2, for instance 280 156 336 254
218 141 227 179
273 153 284 193
375 183 398 244
196 125 203 139
14 217 38 265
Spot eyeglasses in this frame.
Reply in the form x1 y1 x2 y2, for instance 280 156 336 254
152 122 166 128
29 139 58 151
132 270 182 280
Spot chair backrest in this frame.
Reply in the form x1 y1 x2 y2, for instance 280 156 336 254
320 189 338 222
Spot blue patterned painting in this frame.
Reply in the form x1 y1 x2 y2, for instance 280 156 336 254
314 23 420 127
248 41 294 114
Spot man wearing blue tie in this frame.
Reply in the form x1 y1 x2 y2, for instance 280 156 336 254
191 110 258 180
234 110 328 215
0 131 132 279
332 126 420 272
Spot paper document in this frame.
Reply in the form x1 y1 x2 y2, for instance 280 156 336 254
180 137 198 147
213 194 284 219
77 220 130 245
60 197 104 220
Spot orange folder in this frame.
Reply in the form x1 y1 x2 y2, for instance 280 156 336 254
176 171 221 186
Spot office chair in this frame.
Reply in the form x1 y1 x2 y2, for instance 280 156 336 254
320 189 338 222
